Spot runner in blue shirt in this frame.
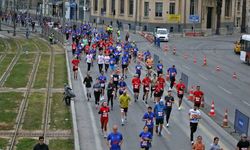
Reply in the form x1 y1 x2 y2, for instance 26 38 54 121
167 65 177 89
154 100 166 136
156 60 163 77
118 77 127 95
142 106 155 136
144 50 151 61
135 61 142 78
121 55 129 78
109 56 116 72
139 126 152 150
98 71 107 96
133 47 139 62
107 125 123 150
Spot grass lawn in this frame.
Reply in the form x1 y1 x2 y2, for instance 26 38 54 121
53 54 67 88
33 55 50 88
19 39 37 52
49 139 74 150
0 38 6 52
33 38 50 52
6 39 17 52
0 138 8 150
50 93 72 130
51 44 64 52
16 138 37 150
4 54 35 88
0 54 15 78
0 92 23 130
22 93 45 130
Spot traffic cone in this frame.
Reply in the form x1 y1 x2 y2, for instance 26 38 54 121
194 55 197 64
188 86 194 101
232 72 237 79
222 109 229 128
209 100 216 117
203 55 207 66
173 46 176 55
216 65 220 71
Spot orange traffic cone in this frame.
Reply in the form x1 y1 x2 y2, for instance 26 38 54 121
209 100 216 117
232 72 237 79
194 55 197 64
216 65 220 71
173 46 176 55
203 55 207 66
188 86 194 101
222 109 229 128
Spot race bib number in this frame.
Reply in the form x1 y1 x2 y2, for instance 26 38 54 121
101 83 105 87
114 77 118 81
167 102 172 107
158 112 163 117
159 66 162 69
195 97 200 102
102 112 108 117
142 141 148 146
171 72 175 76
145 87 150 91
146 120 151 125
178 90 184 94
134 85 139 89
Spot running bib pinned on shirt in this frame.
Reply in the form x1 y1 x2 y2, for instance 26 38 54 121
101 83 105 87
158 112 163 117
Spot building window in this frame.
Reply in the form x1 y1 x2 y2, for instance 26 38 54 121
155 2 163 17
237 0 241 11
169 2 175 14
190 0 198 15
94 0 98 11
129 0 134 15
225 0 232 17
144 2 149 17
102 0 107 13
236 17 240 27
111 0 115 15
120 0 124 14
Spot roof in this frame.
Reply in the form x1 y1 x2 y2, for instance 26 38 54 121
241 34 250 41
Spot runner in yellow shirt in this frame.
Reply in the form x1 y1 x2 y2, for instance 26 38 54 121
119 90 131 126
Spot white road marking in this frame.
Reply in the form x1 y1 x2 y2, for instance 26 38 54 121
182 65 191 71
198 73 208 80
217 85 232 95
79 68 103 150
243 101 250 107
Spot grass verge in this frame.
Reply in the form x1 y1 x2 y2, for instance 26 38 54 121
50 93 72 130
0 54 15 77
49 139 74 150
33 55 50 88
0 38 6 52
0 92 23 130
16 138 36 150
53 54 67 88
0 138 8 150
4 54 35 88
6 39 18 52
22 93 45 130
33 38 50 52
19 39 37 52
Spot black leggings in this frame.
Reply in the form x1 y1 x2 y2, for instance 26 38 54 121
87 63 91 71
107 93 113 108
94 91 101 105
170 77 175 88
190 122 198 141
98 64 103 73
165 107 172 123
105 64 109 72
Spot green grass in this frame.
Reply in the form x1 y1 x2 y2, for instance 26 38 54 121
50 93 72 130
49 139 74 150
33 55 50 88
0 38 6 52
22 93 45 130
0 54 15 77
19 39 37 52
6 39 17 52
4 54 35 88
0 138 8 150
0 92 23 130
53 54 67 88
33 38 50 52
16 138 37 150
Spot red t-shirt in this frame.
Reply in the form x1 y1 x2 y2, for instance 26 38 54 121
176 83 186 95
157 77 165 86
72 43 76 49
193 90 204 103
155 83 163 93
132 78 141 89
71 59 80 66
99 106 110 119
104 49 111 56
142 77 151 87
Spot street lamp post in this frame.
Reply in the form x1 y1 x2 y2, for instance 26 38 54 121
216 0 222 35
13 0 16 36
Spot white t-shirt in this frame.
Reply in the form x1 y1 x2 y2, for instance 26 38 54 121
104 56 110 64
98 55 105 64
189 109 201 123
86 54 92 63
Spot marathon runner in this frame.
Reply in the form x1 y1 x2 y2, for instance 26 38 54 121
107 79 116 110
133 46 139 63
72 41 77 55
132 74 141 102
146 55 153 76
142 74 151 104
86 53 93 71
139 126 153 150
83 73 93 101
142 106 155 136
135 61 142 78
164 90 175 127
156 60 164 77
71 57 80 80
176 79 186 110
150 74 157 98
121 54 129 78
99 101 110 138
111 71 120 98
167 65 177 90
118 77 127 96
107 125 123 150
98 71 107 96
104 53 111 72
119 91 131 126
98 52 105 73
193 86 204 109
189 105 201 145
154 99 166 136
93 78 102 109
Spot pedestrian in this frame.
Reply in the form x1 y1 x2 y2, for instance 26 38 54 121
119 90 131 126
93 78 102 109
210 137 223 150
154 99 166 136
107 125 123 150
99 101 110 138
236 133 249 150
139 126 153 150
164 90 175 127
142 106 155 136
167 65 177 89
189 105 201 144
33 136 49 150
176 79 186 110
107 79 115 110
83 73 93 101
192 135 205 150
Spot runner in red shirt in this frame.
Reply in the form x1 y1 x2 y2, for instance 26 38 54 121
142 74 151 104
71 57 80 80
98 101 110 138
72 42 77 55
193 86 204 108
157 74 165 97
154 81 163 103
84 44 90 54
104 48 111 56
132 74 141 102
176 79 186 110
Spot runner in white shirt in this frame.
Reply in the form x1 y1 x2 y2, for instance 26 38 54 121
189 106 201 144
86 53 93 71
98 53 105 73
104 55 110 72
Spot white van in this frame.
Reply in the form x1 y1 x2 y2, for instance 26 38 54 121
154 28 169 42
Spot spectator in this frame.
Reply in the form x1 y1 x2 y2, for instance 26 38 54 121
33 136 49 150
210 137 223 150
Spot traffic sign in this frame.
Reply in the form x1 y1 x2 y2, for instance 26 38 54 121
189 15 199 23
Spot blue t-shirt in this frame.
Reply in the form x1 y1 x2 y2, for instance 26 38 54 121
154 104 166 119
133 47 138 55
98 75 107 83
135 65 142 73
157 64 163 71
110 58 116 65
167 67 177 77
139 131 152 148
121 56 129 65
142 112 155 129
118 81 127 87
107 132 123 150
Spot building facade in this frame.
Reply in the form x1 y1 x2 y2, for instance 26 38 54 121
90 0 241 34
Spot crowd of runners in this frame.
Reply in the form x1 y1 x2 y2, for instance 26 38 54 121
65 24 248 150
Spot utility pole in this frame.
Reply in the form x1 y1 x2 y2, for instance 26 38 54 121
13 0 16 36
216 0 222 35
